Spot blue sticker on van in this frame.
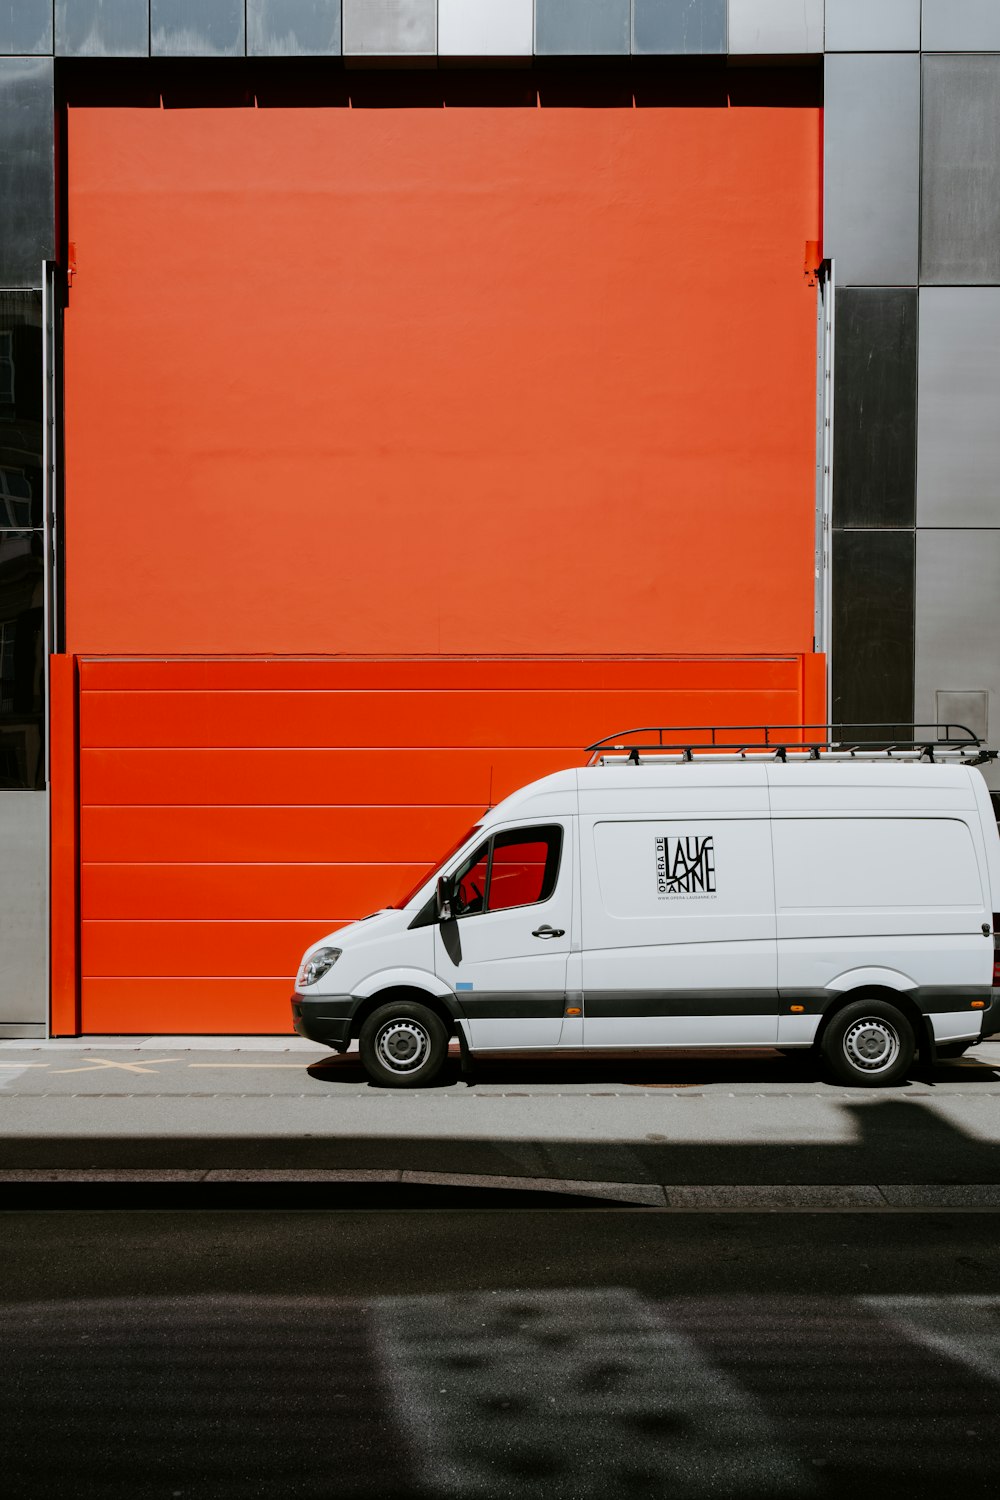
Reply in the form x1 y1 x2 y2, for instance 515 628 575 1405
456 982 474 991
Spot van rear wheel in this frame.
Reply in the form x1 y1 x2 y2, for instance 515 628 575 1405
821 999 915 1087
358 1000 448 1089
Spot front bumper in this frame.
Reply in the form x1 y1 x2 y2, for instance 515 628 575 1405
291 994 355 1050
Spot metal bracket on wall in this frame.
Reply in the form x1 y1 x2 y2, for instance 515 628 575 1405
804 239 823 287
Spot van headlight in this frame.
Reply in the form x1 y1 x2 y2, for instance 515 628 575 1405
296 947 342 988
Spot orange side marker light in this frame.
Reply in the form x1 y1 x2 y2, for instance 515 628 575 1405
565 1007 582 1017
971 1001 986 1009
790 1005 805 1014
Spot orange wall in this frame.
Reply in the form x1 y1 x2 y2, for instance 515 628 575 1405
73 654 823 1034
64 83 822 657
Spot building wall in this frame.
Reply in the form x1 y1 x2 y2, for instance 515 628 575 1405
2 3 998 1031
824 8 1000 786
58 62 821 1032
63 78 820 658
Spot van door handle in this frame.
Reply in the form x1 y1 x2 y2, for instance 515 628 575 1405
532 925 565 939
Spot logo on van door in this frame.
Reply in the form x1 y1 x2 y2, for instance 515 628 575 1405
655 835 716 899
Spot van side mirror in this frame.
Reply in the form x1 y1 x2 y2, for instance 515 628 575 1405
436 875 456 922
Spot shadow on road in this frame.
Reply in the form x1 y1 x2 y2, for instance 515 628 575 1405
305 1048 1000 1091
3 1093 1000 1184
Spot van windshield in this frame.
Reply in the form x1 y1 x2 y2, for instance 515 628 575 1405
392 825 483 910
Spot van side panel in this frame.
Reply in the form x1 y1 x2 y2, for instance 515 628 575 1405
772 817 986 941
768 763 993 1034
579 777 778 1046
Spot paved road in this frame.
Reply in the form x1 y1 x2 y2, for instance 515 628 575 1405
2 1206 999 1498
2 1038 999 1184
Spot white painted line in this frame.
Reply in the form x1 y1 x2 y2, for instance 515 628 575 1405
372 1288 812 1496
50 1058 183 1075
864 1297 1000 1387
399 1171 666 1205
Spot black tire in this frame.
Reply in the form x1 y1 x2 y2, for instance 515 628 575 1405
821 999 915 1087
936 1043 970 1061
358 1000 449 1089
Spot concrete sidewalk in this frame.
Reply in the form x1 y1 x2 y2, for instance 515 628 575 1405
1 1036 999 1188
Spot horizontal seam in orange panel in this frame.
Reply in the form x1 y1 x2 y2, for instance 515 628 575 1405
74 746 735 752
79 687 798 696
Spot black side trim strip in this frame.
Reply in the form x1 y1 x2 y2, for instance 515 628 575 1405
460 993 566 1020
585 990 783 1019
788 986 991 1016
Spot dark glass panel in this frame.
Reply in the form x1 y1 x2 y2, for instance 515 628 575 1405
0 292 43 532
832 530 914 731
0 58 55 286
834 288 917 529
0 531 44 790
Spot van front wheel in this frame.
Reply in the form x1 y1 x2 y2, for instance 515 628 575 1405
821 1000 915 1087
358 1001 449 1089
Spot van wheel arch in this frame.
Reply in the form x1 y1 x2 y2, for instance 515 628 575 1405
350 987 457 1041
815 988 932 1059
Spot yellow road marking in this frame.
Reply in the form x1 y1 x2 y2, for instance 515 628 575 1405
188 1062 312 1069
0 1063 49 1068
51 1058 182 1075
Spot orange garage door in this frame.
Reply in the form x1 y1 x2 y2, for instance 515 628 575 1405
71 653 823 1035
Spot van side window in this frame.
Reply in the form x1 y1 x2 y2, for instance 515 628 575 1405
487 826 562 913
453 842 490 918
450 826 563 918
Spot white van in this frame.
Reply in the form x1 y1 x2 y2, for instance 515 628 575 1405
292 727 1000 1088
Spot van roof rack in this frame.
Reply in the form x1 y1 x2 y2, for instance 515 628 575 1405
585 724 999 768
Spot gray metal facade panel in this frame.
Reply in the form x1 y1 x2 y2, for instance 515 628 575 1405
727 0 822 55
535 0 631 56
632 0 726 55
824 54 920 288
342 0 436 54
56 0 151 57
248 0 342 55
831 529 915 728
917 288 1000 529
0 1 53 55
921 56 1000 287
834 288 917 529
922 0 1000 52
0 58 54 287
151 0 246 56
0 792 47 1028
825 0 921 52
915 530 1000 790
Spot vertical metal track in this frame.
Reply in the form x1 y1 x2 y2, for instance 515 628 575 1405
814 260 835 697
41 260 58 1038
